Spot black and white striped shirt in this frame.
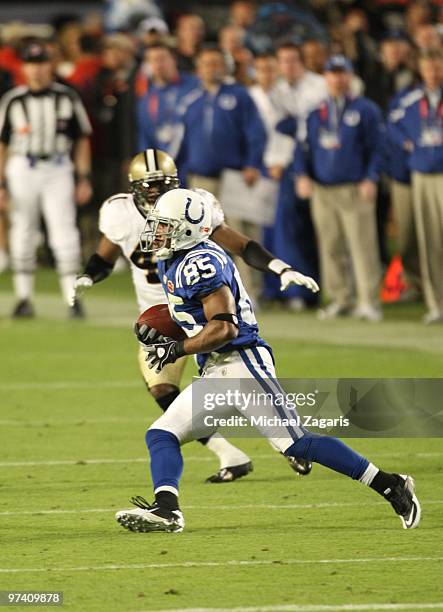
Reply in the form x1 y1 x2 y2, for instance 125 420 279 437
0 82 92 157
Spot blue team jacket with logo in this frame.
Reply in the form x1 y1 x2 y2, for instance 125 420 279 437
173 82 266 177
293 95 384 185
389 85 443 174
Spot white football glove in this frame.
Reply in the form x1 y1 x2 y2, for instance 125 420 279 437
68 275 93 306
280 269 319 294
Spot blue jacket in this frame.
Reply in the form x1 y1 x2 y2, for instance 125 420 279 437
293 95 384 185
172 82 267 177
385 87 416 184
137 72 199 153
389 84 443 174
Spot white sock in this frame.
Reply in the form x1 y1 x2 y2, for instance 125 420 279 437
359 462 379 486
13 272 34 301
205 433 250 469
59 274 76 305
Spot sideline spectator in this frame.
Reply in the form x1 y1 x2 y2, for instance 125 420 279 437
295 55 384 322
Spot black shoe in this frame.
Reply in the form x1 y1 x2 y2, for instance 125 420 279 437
12 299 34 319
206 461 253 483
69 299 85 319
285 455 312 475
115 495 184 533
385 474 421 529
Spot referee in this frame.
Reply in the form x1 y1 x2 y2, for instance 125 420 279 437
0 41 92 318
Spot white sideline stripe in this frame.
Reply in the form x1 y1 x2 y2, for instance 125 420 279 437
0 556 442 574
0 452 442 467
0 499 441 516
0 380 141 391
149 604 443 612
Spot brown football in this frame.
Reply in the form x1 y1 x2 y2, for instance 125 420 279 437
136 304 187 341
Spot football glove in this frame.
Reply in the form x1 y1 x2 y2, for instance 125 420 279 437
280 269 319 294
144 338 186 373
134 322 164 346
68 274 93 306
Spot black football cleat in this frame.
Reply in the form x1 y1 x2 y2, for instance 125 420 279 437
12 299 35 319
69 298 85 319
115 495 184 533
285 454 312 475
205 461 253 483
385 474 421 529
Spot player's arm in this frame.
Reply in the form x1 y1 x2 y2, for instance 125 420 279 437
69 236 121 305
142 286 239 373
211 223 319 293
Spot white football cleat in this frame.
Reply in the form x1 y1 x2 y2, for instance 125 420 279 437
115 496 184 533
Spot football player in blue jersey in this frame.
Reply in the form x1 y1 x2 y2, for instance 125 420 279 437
115 188 421 533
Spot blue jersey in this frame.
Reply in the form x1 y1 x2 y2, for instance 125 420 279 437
157 240 270 371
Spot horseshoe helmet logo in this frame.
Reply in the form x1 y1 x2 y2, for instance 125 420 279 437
184 196 205 224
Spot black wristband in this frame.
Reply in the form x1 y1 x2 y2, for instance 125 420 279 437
84 253 114 283
175 340 186 358
242 240 275 273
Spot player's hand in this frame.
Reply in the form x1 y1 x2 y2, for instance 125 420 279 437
280 269 319 294
68 275 93 306
144 338 185 373
134 322 164 346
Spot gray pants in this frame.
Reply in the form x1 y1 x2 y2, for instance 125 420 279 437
411 172 443 315
311 182 381 308
391 179 421 292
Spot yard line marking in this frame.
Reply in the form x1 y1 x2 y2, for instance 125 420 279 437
148 603 443 612
0 557 442 574
149 604 443 612
0 451 442 467
0 418 150 426
0 380 141 391
0 500 441 516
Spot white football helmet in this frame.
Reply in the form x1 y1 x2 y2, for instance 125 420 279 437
140 188 212 260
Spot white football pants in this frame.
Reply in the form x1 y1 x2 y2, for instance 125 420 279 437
6 155 81 276
148 346 305 453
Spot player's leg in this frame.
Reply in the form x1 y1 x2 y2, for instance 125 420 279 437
6 157 40 316
40 161 82 315
237 346 420 530
116 380 236 532
138 346 252 482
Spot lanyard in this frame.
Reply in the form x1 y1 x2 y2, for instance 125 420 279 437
319 97 347 133
419 94 443 126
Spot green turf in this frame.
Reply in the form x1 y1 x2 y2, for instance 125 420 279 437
0 270 442 611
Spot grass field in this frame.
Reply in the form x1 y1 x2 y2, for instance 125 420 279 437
1 269 442 612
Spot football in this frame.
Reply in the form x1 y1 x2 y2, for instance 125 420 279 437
135 303 187 341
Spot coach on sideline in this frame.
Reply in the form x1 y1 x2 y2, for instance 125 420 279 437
294 55 384 322
0 41 92 319
389 50 443 325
